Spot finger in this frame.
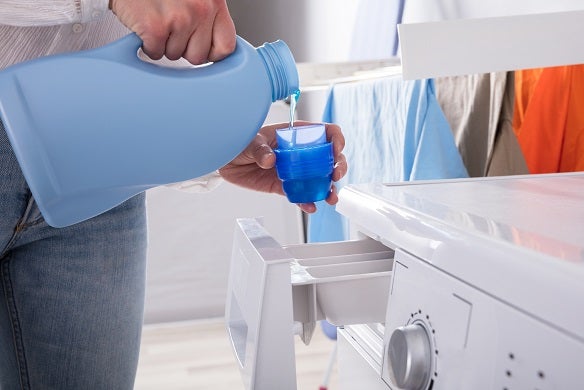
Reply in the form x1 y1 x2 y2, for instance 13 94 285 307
298 203 317 214
208 7 237 62
238 133 274 168
332 153 348 182
165 28 193 60
141 32 168 60
325 184 339 206
183 25 213 64
325 123 345 156
253 143 276 169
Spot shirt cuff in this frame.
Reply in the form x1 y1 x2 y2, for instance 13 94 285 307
80 0 110 23
165 171 224 193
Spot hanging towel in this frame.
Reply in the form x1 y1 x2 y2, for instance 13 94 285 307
435 72 528 177
513 65 584 173
308 76 468 243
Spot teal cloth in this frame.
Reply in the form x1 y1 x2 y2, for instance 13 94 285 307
308 76 468 243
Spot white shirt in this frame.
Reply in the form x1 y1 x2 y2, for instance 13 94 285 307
0 0 129 70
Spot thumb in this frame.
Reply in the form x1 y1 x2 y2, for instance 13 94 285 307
244 132 275 169
253 143 276 170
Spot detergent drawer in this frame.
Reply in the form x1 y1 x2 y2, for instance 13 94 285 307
225 217 393 390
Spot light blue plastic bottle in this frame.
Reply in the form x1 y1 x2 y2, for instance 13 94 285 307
0 33 298 227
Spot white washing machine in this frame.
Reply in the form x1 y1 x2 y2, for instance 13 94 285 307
225 172 584 389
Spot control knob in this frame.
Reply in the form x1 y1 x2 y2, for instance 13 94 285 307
387 323 432 390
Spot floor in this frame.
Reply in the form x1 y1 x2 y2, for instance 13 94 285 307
135 318 339 390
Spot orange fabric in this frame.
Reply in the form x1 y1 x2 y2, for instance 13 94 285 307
513 68 544 132
512 65 584 174
560 68 584 172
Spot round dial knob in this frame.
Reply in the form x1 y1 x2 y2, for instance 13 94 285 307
387 324 432 390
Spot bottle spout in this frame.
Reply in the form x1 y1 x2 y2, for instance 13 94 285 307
256 40 299 102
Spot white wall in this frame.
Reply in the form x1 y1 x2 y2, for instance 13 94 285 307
226 0 399 126
227 0 394 63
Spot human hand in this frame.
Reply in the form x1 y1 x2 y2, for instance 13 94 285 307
109 0 236 64
218 121 348 214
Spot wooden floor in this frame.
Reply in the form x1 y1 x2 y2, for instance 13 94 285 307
135 318 339 390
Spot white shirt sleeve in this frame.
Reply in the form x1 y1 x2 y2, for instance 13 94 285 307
165 171 225 193
0 0 109 26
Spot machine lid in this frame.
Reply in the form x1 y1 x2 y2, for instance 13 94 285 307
336 172 584 340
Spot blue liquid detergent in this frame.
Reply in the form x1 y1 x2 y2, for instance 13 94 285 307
0 33 299 227
274 121 333 204
275 89 333 203
288 89 301 146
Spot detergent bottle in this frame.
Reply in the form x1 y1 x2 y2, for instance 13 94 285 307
0 33 298 227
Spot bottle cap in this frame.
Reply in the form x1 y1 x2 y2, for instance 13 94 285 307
257 40 299 101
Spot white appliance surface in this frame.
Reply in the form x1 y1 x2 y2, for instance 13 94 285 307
226 172 584 390
337 172 584 338
335 172 584 389
399 10 584 80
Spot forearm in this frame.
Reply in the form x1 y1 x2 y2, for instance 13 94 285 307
0 0 109 26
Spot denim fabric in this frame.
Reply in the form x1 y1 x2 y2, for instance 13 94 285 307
0 120 147 389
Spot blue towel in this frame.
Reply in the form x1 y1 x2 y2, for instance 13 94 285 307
308 76 468 243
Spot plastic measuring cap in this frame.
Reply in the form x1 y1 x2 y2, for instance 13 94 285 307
274 124 334 203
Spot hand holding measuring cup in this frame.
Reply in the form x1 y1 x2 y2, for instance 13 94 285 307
218 121 347 213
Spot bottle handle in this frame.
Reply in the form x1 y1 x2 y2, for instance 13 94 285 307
86 32 144 63
83 33 247 74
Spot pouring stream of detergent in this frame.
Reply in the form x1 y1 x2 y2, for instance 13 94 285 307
288 89 301 146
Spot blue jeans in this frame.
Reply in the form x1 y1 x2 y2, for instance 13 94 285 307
0 121 148 389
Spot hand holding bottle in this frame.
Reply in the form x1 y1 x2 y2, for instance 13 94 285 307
218 121 348 213
109 0 236 64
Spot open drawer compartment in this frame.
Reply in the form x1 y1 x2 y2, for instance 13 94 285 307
286 238 393 329
225 217 393 390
